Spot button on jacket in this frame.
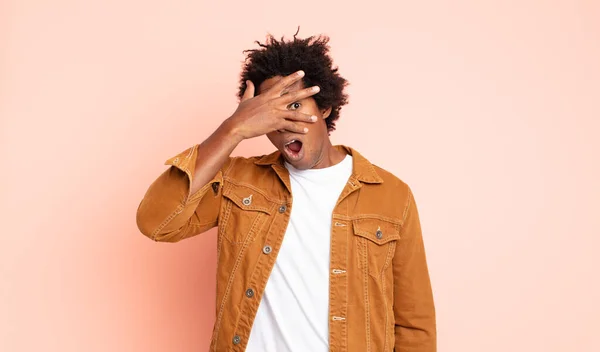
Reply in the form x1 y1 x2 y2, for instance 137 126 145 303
136 144 436 352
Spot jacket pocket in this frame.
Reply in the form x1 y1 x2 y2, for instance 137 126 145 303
221 182 276 244
352 217 401 278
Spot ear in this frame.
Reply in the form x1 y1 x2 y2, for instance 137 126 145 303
321 106 332 119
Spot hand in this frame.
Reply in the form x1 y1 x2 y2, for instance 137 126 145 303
225 70 320 140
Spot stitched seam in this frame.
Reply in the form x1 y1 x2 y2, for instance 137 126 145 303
185 145 196 159
234 210 271 327
336 177 361 207
401 188 412 224
211 199 229 351
334 214 402 224
183 221 218 237
209 157 236 351
342 199 350 352
224 156 238 175
211 201 233 349
220 191 265 245
382 263 388 351
354 214 402 224
166 145 198 201
212 219 255 349
329 208 337 347
362 238 371 352
222 192 273 215
222 212 265 245
150 205 182 240
180 161 194 200
259 206 277 246
217 199 232 258
191 220 218 228
353 230 400 245
368 163 383 183
188 177 215 203
223 177 285 204
226 210 266 350
381 239 396 278
381 241 395 351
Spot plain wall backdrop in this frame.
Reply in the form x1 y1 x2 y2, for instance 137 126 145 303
1 0 599 351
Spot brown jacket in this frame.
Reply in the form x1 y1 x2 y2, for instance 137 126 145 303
136 144 436 352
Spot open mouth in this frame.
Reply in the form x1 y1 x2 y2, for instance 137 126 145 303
284 139 304 160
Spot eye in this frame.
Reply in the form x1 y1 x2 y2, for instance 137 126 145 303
288 102 301 110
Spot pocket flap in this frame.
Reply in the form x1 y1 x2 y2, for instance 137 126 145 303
222 183 274 214
352 218 401 245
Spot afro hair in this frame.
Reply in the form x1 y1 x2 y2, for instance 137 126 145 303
237 29 349 132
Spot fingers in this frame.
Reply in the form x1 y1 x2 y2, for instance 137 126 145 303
241 80 255 102
278 120 309 134
272 110 316 134
267 70 306 96
275 85 320 105
278 110 318 123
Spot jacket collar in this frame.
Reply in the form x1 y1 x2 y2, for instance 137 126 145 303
254 145 383 184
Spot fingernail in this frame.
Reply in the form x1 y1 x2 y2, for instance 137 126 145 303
297 70 305 77
311 115 317 121
312 86 320 92
303 127 309 132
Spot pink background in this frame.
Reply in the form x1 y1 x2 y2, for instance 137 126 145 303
1 0 599 351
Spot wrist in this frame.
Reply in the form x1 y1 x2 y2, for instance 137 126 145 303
219 117 245 145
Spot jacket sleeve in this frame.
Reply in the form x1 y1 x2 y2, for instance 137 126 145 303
393 187 436 351
136 144 233 242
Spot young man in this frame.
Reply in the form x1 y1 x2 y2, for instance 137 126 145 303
136 33 436 352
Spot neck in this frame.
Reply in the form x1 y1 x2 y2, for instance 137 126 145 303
311 142 347 169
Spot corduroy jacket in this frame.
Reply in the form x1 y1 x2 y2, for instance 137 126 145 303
136 144 436 352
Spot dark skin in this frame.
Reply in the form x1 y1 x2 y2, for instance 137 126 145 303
258 76 347 170
189 71 347 195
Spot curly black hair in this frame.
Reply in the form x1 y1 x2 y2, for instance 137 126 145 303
237 29 349 132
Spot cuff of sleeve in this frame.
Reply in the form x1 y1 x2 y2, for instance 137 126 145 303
164 144 224 203
164 144 199 177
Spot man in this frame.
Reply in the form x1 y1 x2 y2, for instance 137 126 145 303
136 32 436 352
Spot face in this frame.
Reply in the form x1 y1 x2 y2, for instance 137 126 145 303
258 76 333 170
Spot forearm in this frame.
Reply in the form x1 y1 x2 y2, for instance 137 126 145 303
190 118 243 195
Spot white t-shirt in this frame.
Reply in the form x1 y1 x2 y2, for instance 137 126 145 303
246 154 353 352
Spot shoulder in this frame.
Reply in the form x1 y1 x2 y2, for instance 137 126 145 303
371 163 413 200
349 145 415 205
372 164 409 189
347 144 411 195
